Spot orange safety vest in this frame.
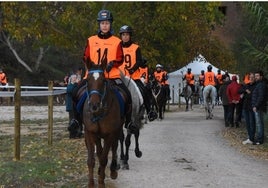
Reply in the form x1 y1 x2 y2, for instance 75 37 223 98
204 72 216 86
216 74 223 84
139 67 148 84
243 74 250 84
154 71 169 85
185 73 194 85
83 35 123 79
163 70 169 85
0 72 7 85
119 43 141 80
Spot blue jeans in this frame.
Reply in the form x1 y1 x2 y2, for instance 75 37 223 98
243 109 255 142
254 110 264 143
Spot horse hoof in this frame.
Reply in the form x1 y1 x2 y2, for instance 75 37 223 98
98 184 105 188
116 163 121 170
135 150 142 158
122 164 129 170
110 171 118 179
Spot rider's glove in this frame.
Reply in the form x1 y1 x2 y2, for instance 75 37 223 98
106 61 114 73
128 68 135 75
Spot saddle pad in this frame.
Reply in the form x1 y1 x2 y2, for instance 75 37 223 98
76 87 125 117
76 91 87 114
113 88 125 118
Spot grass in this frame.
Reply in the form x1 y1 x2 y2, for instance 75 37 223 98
0 109 267 187
0 124 89 187
222 114 268 160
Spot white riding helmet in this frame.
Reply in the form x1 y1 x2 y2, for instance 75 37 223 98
156 64 163 68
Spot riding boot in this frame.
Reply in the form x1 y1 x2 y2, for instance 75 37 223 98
117 81 134 130
166 85 171 100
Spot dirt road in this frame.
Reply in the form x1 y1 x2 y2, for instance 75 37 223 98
109 106 268 188
1 105 267 187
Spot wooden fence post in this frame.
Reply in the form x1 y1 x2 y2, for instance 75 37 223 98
48 81 53 145
14 78 21 161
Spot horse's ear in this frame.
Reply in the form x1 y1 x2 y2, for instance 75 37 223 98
85 58 93 70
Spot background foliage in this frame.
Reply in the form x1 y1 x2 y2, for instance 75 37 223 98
0 2 267 84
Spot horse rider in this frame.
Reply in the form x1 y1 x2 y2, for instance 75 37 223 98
204 65 217 88
216 69 224 104
199 70 205 87
118 25 151 115
139 57 149 85
74 10 133 129
183 68 195 93
0 68 7 86
153 64 171 100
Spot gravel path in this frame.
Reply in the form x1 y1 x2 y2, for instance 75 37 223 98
1 105 268 187
110 106 268 188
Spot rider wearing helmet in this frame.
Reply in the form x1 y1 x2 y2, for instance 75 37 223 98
80 10 133 129
183 68 195 93
204 65 216 86
119 25 153 119
119 25 143 77
216 69 223 104
199 70 205 86
153 64 171 100
216 69 223 85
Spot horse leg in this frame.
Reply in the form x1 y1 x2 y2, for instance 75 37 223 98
134 129 142 158
185 99 189 111
122 131 132 170
119 129 125 163
85 132 96 188
110 135 119 180
159 104 163 120
98 138 111 187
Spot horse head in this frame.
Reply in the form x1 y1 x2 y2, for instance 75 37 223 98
85 59 108 114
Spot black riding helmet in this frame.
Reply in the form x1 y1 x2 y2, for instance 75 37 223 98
97 10 113 23
207 65 212 71
119 25 133 35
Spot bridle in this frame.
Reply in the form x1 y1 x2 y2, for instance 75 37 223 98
86 69 108 122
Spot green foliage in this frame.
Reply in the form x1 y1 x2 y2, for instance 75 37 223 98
235 2 268 75
0 2 228 84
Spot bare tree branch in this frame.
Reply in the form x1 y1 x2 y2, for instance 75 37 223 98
1 31 33 72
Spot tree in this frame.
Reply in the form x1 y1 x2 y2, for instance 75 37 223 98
234 2 268 75
0 2 228 84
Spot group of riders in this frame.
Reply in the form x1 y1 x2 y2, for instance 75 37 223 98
66 9 229 138
181 65 228 104
66 10 171 138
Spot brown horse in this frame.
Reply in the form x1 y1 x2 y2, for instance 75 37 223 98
83 61 124 188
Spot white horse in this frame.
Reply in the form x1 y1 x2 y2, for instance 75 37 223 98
119 75 145 169
121 75 145 127
183 84 193 111
203 85 217 119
